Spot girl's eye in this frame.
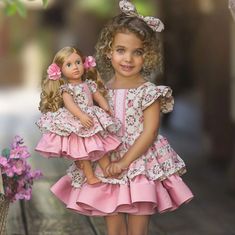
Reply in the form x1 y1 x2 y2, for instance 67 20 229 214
76 60 81 65
116 48 124 53
66 63 71 68
134 50 144 56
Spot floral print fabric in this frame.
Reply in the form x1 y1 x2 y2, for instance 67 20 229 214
36 79 121 137
68 82 187 187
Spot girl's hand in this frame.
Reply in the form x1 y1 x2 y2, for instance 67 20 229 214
79 113 93 128
105 161 128 177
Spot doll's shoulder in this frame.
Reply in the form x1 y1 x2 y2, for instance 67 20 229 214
59 83 74 96
85 79 98 93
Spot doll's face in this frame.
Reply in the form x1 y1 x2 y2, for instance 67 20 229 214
109 31 144 79
61 52 84 83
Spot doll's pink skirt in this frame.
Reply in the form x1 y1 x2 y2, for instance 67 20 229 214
35 132 121 161
51 174 193 216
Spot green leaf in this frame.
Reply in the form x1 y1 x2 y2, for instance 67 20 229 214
15 0 27 17
1 148 10 158
134 1 155 16
42 0 48 8
4 3 17 16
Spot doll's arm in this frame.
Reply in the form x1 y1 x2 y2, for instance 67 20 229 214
63 92 93 128
106 101 160 175
93 91 111 114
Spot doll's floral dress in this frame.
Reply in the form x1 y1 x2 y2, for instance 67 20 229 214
50 82 193 215
35 79 121 161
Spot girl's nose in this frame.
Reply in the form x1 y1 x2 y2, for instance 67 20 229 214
124 53 132 62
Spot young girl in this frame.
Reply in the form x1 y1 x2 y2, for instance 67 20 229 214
51 1 193 235
35 46 121 184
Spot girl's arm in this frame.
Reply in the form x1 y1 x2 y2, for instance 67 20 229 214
106 100 161 175
93 91 111 114
63 92 93 128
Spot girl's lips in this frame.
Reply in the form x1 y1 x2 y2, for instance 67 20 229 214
120 64 134 71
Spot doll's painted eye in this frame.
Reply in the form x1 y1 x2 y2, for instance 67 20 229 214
66 63 71 68
76 60 81 65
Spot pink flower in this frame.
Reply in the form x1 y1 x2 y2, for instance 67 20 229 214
10 146 30 159
0 156 8 167
47 63 61 80
84 56 96 69
0 135 43 202
5 168 14 177
30 170 43 179
11 135 23 149
11 159 26 175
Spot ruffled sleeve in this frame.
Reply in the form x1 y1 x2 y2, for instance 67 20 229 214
141 83 174 113
60 84 74 96
85 79 98 93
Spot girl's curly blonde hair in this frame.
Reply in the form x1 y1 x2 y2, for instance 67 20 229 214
95 13 163 80
39 46 106 113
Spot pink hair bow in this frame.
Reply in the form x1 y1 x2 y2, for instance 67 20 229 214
119 0 164 32
47 63 61 80
84 56 96 69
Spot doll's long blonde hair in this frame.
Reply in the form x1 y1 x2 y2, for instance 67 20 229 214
39 46 106 113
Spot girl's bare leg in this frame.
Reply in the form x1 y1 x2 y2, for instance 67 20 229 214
105 213 127 235
98 154 110 177
76 160 101 184
127 215 151 235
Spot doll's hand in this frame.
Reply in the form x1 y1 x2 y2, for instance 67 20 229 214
79 113 93 128
103 106 113 116
105 107 113 116
105 161 127 177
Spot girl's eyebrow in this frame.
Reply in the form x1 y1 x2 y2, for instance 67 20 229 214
135 48 144 51
114 45 144 51
114 45 125 48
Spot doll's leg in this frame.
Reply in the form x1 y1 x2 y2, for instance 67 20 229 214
105 213 127 235
98 154 110 176
127 215 151 235
76 160 101 184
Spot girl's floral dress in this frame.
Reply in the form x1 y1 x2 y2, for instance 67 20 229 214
50 82 193 216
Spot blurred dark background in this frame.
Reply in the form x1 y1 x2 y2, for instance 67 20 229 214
1 0 235 234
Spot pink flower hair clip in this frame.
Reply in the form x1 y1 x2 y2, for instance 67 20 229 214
84 56 96 70
47 63 62 80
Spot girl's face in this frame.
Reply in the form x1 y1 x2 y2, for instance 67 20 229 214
110 32 144 79
61 52 84 83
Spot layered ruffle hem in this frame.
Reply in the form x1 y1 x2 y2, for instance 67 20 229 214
50 135 194 216
35 132 121 161
35 106 121 161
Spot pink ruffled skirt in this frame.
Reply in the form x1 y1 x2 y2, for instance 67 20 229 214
35 132 121 161
51 174 193 216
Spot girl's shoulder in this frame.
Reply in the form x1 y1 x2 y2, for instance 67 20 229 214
140 81 172 95
140 82 174 113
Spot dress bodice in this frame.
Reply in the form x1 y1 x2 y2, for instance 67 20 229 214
107 82 174 147
60 79 97 111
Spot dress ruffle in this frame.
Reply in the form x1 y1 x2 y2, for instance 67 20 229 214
35 132 121 161
94 135 186 185
140 84 174 113
36 106 121 138
51 173 193 216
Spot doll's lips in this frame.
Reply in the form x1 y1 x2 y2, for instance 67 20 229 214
72 70 80 75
